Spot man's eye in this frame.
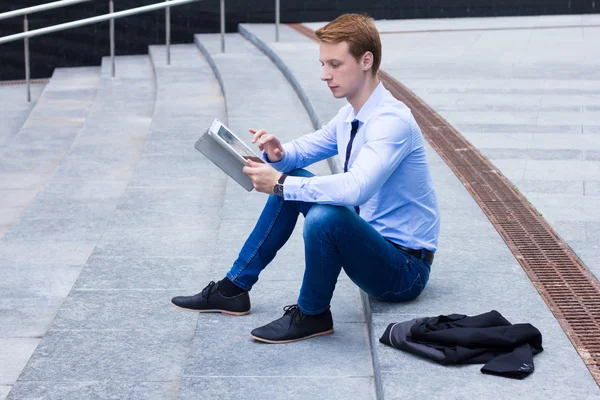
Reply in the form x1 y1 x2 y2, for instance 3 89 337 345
331 63 340 68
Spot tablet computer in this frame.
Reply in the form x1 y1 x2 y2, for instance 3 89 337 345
209 119 263 164
194 118 263 191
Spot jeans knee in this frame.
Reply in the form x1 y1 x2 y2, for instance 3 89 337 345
304 204 342 240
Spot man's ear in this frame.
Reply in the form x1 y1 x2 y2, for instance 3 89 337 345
362 51 374 72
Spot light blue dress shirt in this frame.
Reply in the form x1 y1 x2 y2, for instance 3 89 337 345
266 82 440 252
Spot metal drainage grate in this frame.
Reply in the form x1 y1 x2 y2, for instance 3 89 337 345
0 79 49 86
290 24 600 385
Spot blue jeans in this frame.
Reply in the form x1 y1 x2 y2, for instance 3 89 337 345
226 169 432 315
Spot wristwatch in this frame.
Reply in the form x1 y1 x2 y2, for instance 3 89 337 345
274 174 288 197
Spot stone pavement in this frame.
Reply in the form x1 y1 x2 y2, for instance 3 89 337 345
2 56 155 397
0 83 45 146
1 13 599 400
0 67 101 398
0 68 99 237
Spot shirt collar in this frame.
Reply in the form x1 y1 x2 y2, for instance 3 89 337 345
344 81 385 125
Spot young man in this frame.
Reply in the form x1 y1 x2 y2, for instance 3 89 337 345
171 14 440 344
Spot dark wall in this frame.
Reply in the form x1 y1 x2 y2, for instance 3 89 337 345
0 0 597 80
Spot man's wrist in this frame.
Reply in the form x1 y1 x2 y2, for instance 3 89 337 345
265 151 285 164
273 173 288 197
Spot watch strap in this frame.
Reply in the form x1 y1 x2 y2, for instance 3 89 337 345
274 174 288 197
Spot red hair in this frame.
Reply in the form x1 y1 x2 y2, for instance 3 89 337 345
315 14 382 76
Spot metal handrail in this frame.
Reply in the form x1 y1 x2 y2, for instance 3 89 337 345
0 0 201 44
0 0 283 101
0 0 94 21
275 0 280 42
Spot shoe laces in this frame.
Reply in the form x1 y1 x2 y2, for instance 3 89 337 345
283 304 307 328
201 281 217 303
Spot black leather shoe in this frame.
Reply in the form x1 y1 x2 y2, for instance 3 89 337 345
170 281 251 316
250 304 334 344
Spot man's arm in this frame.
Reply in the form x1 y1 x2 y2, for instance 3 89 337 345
265 111 341 172
281 111 413 206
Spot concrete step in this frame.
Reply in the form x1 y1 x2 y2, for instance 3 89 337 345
0 82 46 146
239 23 600 399
0 67 100 237
5 44 230 399
2 55 156 398
191 32 376 399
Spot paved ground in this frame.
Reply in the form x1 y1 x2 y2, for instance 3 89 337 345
0 67 101 398
0 83 45 146
0 13 599 400
2 56 155 398
0 69 99 237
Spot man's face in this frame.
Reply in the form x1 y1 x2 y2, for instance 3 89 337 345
319 41 366 99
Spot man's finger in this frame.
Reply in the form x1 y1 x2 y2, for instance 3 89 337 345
260 135 274 145
251 129 266 143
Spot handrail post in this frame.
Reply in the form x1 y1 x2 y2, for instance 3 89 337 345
109 0 115 77
24 14 31 102
275 0 280 42
220 0 225 53
165 0 170 65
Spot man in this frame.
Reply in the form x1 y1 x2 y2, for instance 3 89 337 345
171 13 440 344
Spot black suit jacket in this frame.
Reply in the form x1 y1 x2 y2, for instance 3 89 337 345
379 310 543 379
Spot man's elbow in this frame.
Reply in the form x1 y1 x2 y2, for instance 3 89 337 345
354 191 374 208
341 184 373 207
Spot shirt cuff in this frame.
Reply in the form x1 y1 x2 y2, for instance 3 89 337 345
282 176 305 202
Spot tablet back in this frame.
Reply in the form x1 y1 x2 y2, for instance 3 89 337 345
194 129 254 191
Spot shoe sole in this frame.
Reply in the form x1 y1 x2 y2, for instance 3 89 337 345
170 301 250 316
250 328 334 344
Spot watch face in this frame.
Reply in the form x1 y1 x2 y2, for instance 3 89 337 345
274 184 284 197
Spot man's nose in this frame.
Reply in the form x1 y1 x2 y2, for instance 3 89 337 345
321 68 332 81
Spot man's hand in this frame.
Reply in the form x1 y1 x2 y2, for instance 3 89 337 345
243 159 282 194
249 128 285 162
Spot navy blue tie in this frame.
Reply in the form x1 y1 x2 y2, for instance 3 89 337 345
344 119 360 215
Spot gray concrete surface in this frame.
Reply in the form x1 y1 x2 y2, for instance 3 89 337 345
0 68 99 238
0 83 46 146
0 67 100 399
241 20 600 399
3 55 155 398
304 14 600 33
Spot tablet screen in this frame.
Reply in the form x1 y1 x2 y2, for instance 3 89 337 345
215 126 262 163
